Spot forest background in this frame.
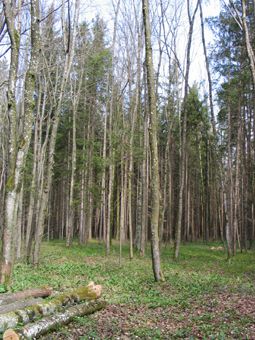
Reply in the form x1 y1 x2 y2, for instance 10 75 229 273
0 0 255 337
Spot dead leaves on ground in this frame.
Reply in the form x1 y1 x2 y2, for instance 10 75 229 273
46 292 255 339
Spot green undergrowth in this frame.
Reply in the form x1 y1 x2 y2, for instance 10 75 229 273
12 241 255 301
10 241 255 338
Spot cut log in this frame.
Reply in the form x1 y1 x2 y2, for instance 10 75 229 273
3 300 107 339
0 282 102 332
0 288 52 306
0 298 43 315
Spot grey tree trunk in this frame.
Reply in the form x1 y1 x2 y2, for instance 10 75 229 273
242 0 255 87
140 73 149 257
142 0 164 282
33 0 80 265
226 104 234 258
105 0 120 255
199 0 216 135
174 0 200 260
1 0 40 285
3 300 106 340
66 69 83 247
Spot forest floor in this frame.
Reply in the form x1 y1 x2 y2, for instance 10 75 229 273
10 241 255 339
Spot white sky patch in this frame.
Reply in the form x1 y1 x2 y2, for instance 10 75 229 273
188 0 220 87
82 0 221 92
80 0 113 24
0 0 221 101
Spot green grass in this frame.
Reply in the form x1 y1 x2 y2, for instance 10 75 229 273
10 241 255 338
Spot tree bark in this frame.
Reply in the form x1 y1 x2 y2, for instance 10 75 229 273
0 287 52 306
0 282 101 333
140 91 149 257
226 104 234 258
105 0 120 255
199 0 216 135
242 0 255 87
142 0 164 282
66 67 84 247
119 156 128 266
0 298 43 315
174 0 200 260
33 0 80 265
3 300 106 340
1 0 21 285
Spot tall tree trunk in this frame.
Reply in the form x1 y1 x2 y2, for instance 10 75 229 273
100 109 107 242
226 104 234 258
174 0 200 260
15 183 23 260
242 0 255 87
199 0 216 134
79 168 86 244
233 104 242 254
142 0 164 282
1 0 39 284
33 0 80 266
119 157 128 266
140 72 149 257
105 0 120 255
66 70 83 247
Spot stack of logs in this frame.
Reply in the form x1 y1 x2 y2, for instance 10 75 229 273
0 282 105 339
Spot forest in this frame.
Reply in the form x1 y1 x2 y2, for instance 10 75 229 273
0 0 254 338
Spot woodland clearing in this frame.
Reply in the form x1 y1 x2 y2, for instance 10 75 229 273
4 241 255 339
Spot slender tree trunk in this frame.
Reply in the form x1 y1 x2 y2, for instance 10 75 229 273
174 0 200 260
233 107 242 254
199 0 216 134
160 124 171 242
1 0 40 284
242 0 255 87
142 0 164 282
15 183 23 260
226 104 234 258
66 109 77 247
105 0 120 255
33 0 80 266
100 110 107 242
127 49 141 259
119 157 128 266
140 86 149 257
66 71 83 246
79 169 86 244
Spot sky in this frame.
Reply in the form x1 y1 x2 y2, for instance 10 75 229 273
83 0 221 90
0 0 222 100
190 0 221 85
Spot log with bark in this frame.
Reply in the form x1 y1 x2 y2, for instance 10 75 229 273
0 282 102 333
0 298 43 315
0 287 52 306
3 299 107 339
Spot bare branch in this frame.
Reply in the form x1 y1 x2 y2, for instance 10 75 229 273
0 45 10 59
40 1 68 23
